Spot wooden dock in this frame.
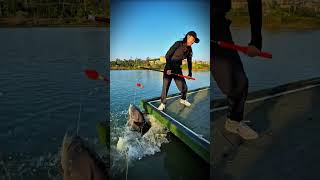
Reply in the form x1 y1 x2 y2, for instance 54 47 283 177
141 87 210 163
211 77 320 179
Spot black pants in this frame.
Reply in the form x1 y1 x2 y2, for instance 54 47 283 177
160 70 188 104
211 15 248 122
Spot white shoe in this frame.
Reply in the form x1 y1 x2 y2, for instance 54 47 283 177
225 118 258 140
158 103 166 111
180 99 191 107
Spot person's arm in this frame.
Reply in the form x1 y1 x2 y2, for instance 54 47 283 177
187 49 192 77
165 41 180 70
247 0 262 50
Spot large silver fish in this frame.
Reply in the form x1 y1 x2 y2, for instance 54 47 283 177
60 134 108 180
127 104 151 135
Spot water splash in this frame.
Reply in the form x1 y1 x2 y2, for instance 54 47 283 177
0 152 60 180
0 135 107 180
111 115 169 175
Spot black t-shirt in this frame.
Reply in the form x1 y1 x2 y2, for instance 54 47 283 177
164 41 193 75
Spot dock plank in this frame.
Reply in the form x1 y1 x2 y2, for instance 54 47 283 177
211 78 320 180
150 88 210 140
142 87 210 163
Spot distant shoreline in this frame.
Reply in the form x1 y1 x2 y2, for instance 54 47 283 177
0 17 109 27
111 59 210 72
228 15 320 30
110 67 210 72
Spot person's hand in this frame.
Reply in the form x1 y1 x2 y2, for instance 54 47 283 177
166 70 172 75
247 45 261 57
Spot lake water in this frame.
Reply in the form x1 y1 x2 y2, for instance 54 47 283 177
110 70 210 180
0 27 109 179
1 27 319 180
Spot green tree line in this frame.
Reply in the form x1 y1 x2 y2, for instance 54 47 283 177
0 0 108 18
231 0 320 18
111 58 162 69
111 58 210 71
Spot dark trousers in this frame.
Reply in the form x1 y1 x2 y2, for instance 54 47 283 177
211 15 248 122
160 71 188 104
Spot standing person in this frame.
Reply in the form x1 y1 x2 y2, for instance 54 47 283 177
211 0 263 140
158 31 200 111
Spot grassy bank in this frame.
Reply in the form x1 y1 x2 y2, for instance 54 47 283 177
0 17 108 27
228 15 320 30
0 0 109 27
111 58 210 71
111 64 210 71
228 9 320 30
111 59 210 71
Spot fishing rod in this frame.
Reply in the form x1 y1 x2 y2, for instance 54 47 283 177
140 67 196 80
211 40 272 59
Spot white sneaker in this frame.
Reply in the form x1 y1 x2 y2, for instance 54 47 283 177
180 99 191 107
158 103 166 111
225 118 258 140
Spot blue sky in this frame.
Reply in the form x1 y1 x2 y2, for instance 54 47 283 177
111 0 210 61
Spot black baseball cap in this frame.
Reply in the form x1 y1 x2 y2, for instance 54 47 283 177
187 31 200 43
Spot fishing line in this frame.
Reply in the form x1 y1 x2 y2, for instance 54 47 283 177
76 96 82 136
125 149 129 180
133 86 137 105
133 72 142 105
76 87 100 136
